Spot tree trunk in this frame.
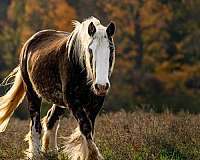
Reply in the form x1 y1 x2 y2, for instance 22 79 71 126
134 7 143 70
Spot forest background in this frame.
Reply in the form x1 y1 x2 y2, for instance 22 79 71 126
0 0 200 118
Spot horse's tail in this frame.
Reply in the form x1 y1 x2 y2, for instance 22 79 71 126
63 127 104 160
0 66 26 132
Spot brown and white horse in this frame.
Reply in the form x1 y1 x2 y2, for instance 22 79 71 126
0 17 115 159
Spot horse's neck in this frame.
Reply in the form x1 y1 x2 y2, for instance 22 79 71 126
65 32 92 86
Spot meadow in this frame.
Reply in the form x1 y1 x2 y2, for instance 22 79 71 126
0 110 200 160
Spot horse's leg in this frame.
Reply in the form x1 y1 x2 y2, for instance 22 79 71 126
25 91 42 159
86 105 102 136
79 96 105 160
62 86 92 139
85 96 104 136
70 106 93 140
61 75 94 159
63 102 94 159
42 104 65 152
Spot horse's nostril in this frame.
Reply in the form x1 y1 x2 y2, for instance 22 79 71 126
105 83 109 90
94 84 99 90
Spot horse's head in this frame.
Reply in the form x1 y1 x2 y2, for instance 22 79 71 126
86 18 116 96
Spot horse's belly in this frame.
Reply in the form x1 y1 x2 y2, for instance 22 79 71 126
34 83 63 105
31 77 64 105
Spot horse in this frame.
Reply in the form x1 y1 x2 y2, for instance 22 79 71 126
0 17 115 159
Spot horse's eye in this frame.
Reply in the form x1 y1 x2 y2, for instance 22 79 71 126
88 48 93 54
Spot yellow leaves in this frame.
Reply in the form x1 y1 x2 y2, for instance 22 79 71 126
25 0 43 17
48 0 76 31
155 62 200 92
24 0 77 31
7 0 77 45
141 0 171 30
20 25 33 43
7 0 16 20
7 0 25 21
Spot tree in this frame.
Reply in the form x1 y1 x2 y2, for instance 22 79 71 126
0 0 76 92
97 0 171 106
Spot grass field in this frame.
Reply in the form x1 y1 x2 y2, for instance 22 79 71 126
0 110 200 160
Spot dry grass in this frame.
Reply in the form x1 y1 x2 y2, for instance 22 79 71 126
1 110 200 160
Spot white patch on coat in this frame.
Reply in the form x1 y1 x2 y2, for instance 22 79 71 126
24 117 41 159
41 105 62 152
42 120 60 152
54 119 60 151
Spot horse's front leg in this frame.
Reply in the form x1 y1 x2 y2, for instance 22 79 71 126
85 96 105 135
74 107 92 139
62 85 104 159
63 92 92 140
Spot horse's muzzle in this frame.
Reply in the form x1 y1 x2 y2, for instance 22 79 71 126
94 83 110 96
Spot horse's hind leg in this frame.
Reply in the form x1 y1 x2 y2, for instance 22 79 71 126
25 91 42 159
42 104 65 152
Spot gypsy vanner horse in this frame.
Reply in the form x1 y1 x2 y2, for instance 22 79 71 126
0 17 115 159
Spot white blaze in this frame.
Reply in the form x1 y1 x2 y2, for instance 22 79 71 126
95 39 110 85
89 31 110 86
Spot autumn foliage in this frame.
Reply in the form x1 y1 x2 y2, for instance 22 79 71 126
0 0 200 113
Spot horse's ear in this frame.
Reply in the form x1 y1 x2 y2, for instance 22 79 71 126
106 22 116 37
88 22 96 37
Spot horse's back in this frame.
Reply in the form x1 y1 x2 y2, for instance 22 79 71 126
24 30 69 105
27 29 69 52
